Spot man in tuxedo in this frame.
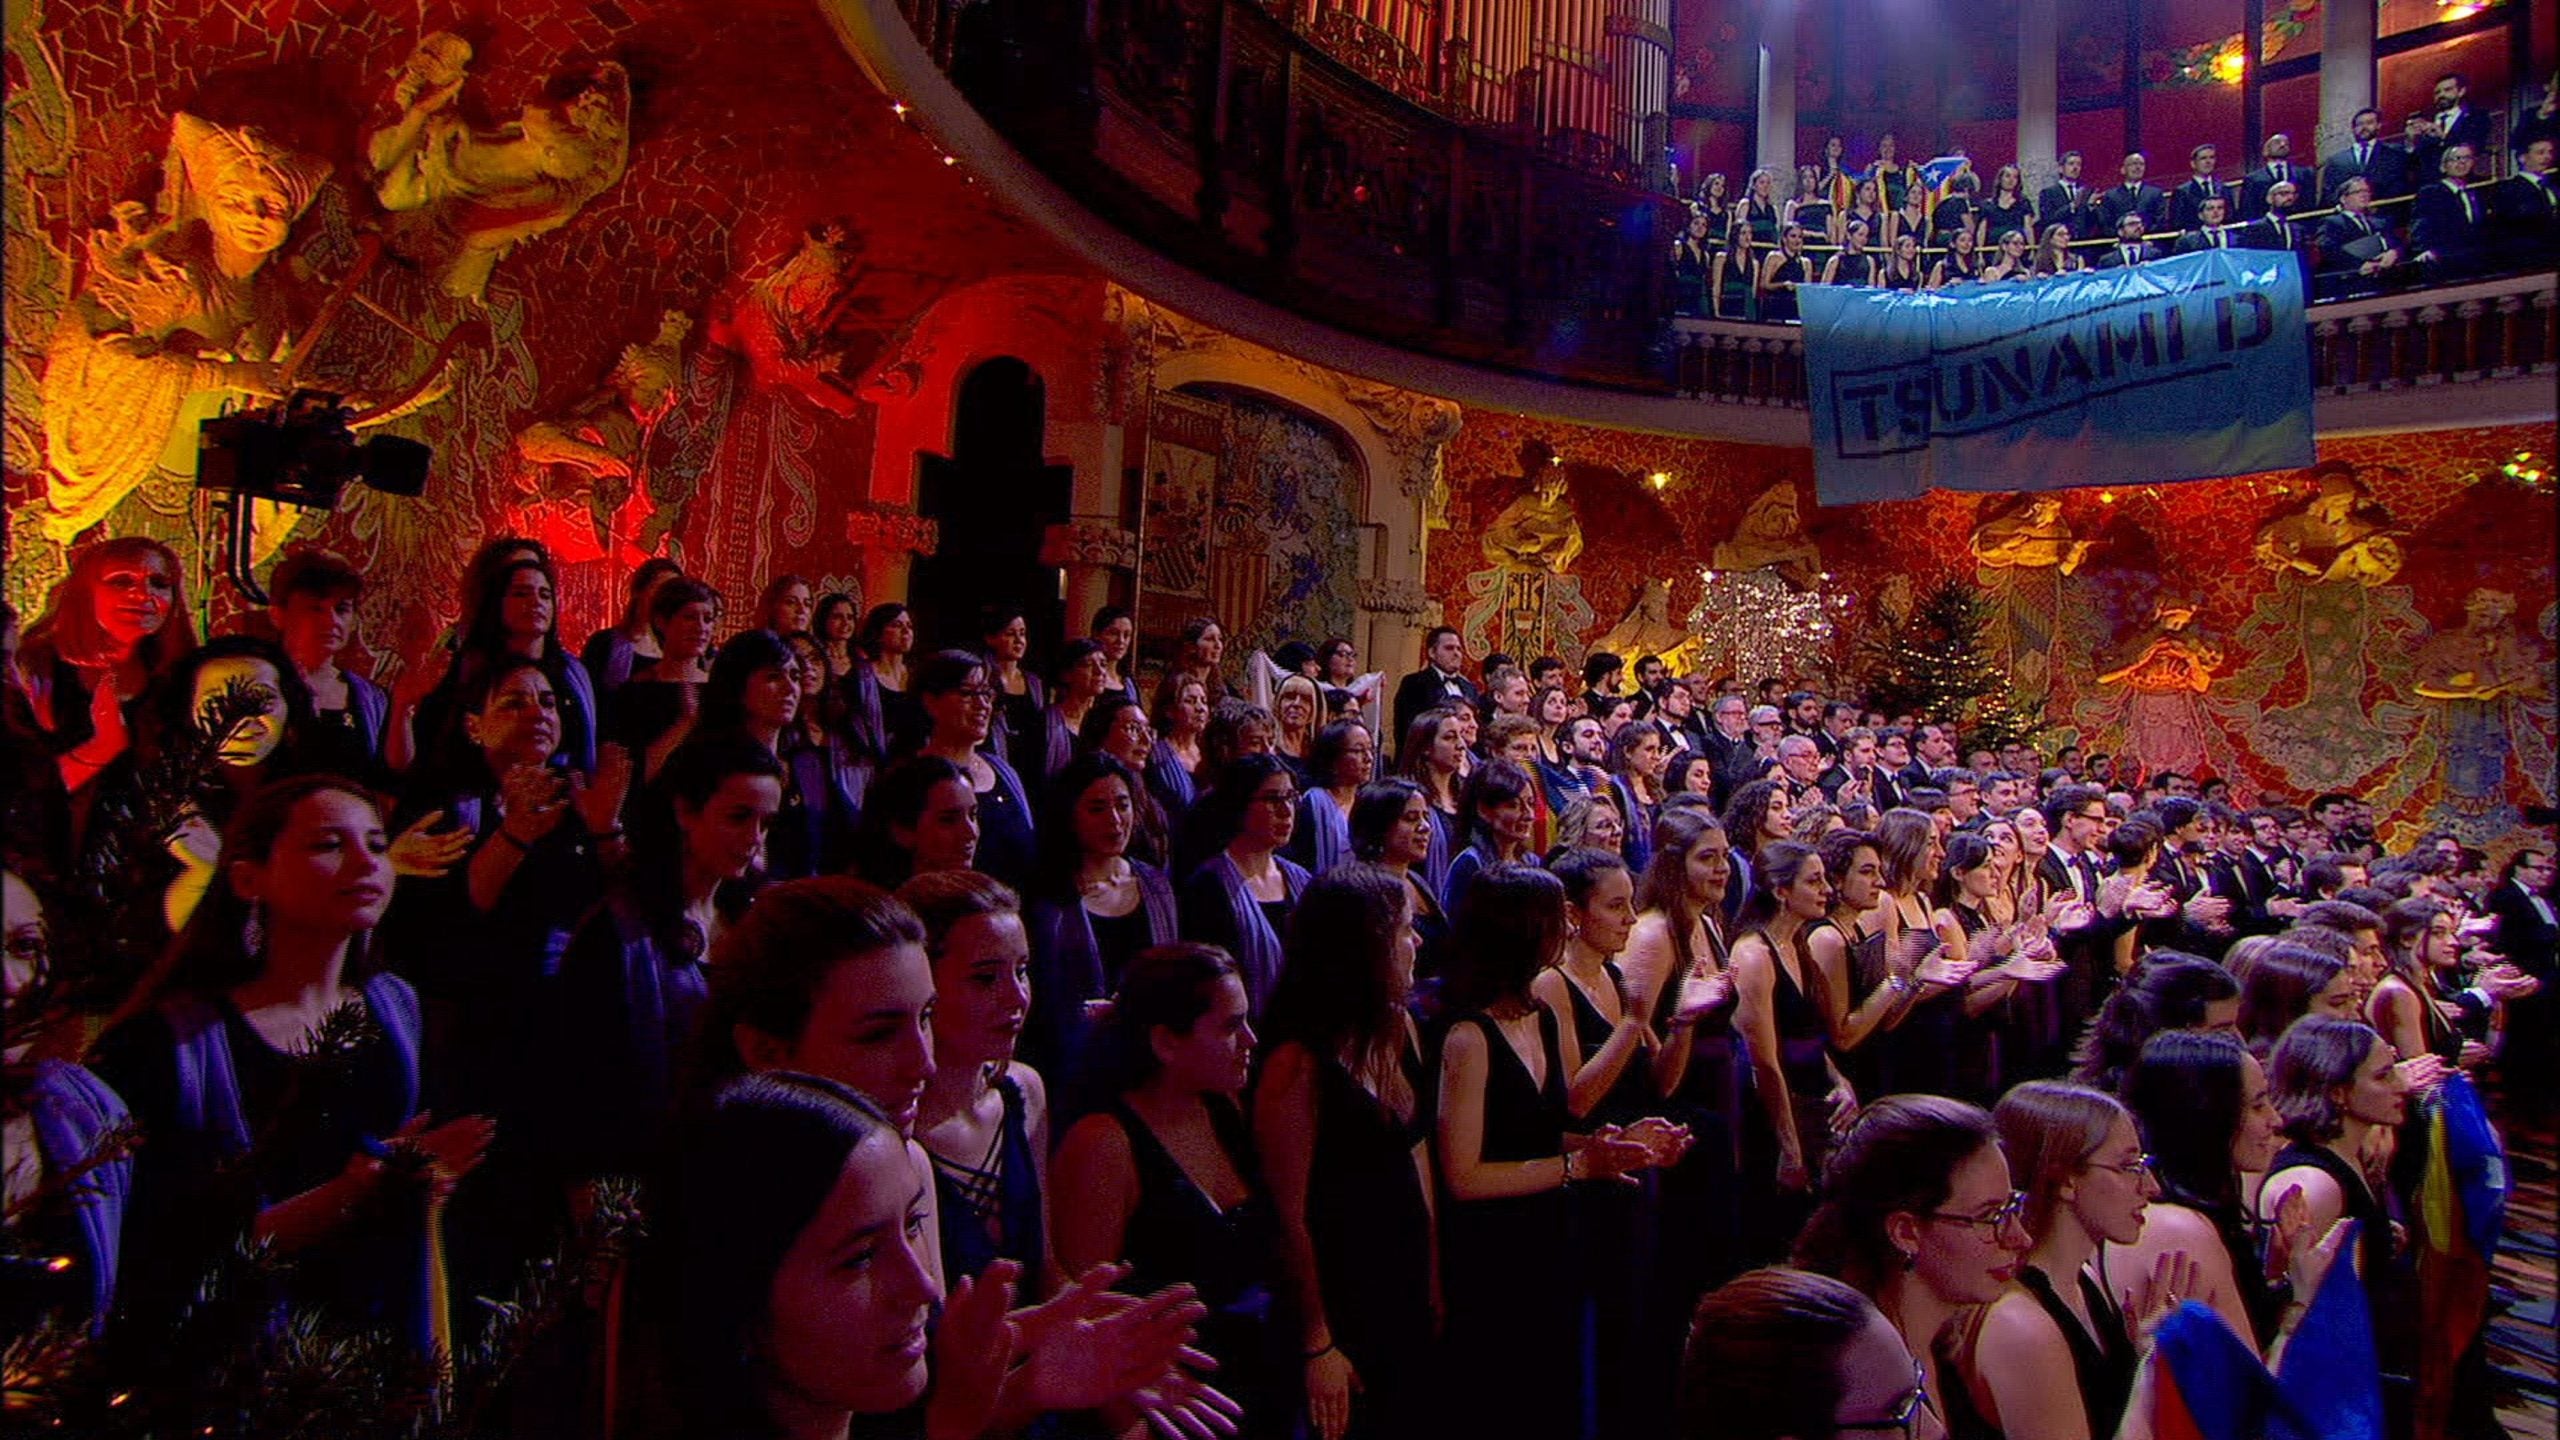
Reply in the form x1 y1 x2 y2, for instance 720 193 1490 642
1701 694 1757 804
2411 143 2491 277
2097 211 2158 268
2173 194 2238 253
2169 143 2233 233
2037 149 2101 240
1816 727 1902 811
2098 152 2166 234
2038 783 2133 1023
2239 179 2315 290
2316 178 2406 298
2322 107 2407 203
1391 625 1481 748
2496 137 2560 269
2489 848 2558 1115
2239 133 2301 220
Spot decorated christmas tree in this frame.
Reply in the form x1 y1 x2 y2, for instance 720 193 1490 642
1859 579 2045 752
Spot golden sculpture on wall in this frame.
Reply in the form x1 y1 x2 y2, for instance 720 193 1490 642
1594 577 1703 673
1479 438 1585 574
2415 589 2549 702
514 310 692 558
1969 494 2093 574
2252 465 2405 587
39 114 330 541
1711 479 1823 590
367 34 631 302
708 219 865 416
2097 593 2224 692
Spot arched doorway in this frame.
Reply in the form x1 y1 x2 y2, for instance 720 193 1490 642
912 358 1074 650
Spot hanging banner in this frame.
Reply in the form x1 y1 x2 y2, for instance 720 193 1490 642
1800 249 2314 506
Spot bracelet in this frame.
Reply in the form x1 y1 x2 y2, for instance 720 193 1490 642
1302 1343 1338 1363
495 828 531 852
1562 1151 1584 1184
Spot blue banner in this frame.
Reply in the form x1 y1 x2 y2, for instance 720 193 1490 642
1800 249 2314 505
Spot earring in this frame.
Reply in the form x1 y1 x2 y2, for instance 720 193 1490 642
242 899 266 957
1899 1247 1918 1270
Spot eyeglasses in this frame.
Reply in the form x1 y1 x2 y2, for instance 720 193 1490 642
951 686 997 703
1254 789 1300 808
1928 1190 2029 1232
2089 1152 2155 1180
1836 1359 1930 1438
2075 809 2110 822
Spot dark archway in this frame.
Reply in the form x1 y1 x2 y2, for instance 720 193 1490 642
912 358 1074 652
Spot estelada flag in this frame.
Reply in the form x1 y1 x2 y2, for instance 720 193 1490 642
2147 1219 2385 1440
2413 1073 2507 1440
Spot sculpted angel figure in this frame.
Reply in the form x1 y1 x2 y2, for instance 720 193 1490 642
707 219 865 416
41 114 330 539
368 34 632 301
1712 480 1824 590
2252 465 2404 587
1969 494 2092 574
513 310 692 561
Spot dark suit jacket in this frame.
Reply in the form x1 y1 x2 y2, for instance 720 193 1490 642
2095 239 2160 269
2173 226 2240 255
2316 210 2402 296
2410 180 2490 271
2494 171 2560 265
2097 182 2166 233
2433 107 2493 161
1391 667 1480 750
2321 142 2408 203
2489 881 2559 976
2169 176 2235 233
2240 162 2308 219
2036 182 2100 240
2237 213 2315 290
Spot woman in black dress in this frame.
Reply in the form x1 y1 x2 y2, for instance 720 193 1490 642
1930 226 1986 288
981 604 1044 774
1731 840 1855 1259
608 576 718 786
1966 1082 2192 1440
1881 231 1929 291
1255 864 1439 1440
1756 224 1814 323
1821 217 1879 286
1981 164 2037 257
1024 752 1180 1081
1435 864 1660 1438
1740 167 1782 246
1673 206 1717 316
1055 943 1281 1435
1787 164 1835 249
1865 810 1971 1097
909 649 1040 889
1350 778 1450 987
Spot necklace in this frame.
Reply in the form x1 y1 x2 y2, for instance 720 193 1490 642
1079 861 1133 896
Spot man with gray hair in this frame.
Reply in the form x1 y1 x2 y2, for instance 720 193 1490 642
1716 703 1785 803
1776 733 1826 789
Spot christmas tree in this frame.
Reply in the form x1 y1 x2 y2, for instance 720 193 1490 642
1859 579 2045 752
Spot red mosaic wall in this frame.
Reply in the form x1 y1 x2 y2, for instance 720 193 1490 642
1431 412 2559 845
4 0 1075 673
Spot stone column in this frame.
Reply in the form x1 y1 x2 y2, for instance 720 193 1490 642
2017 0 2060 195
2318 0 2377 159
844 506 940 608
1041 521 1140 638
1754 0 1796 194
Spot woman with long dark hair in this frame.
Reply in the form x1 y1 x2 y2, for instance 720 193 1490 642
910 649 1039 889
1731 841 1857 1255
2070 952 2240 1094
1435 864 1659 1438
1676 1268 1932 1440
1938 831 2066 1101
555 735 781 1180
1792 1095 2028 1439
1397 707 1467 900
1609 722 1672 873
1079 692 1171 867
410 550 599 777
583 557 682 697
1255 864 1438 1440
1180 754 1312 1017
980 604 1043 765
2235 943 2357 1059
859 602 920 748
96 776 492 1357
1802 828 1952 1104
1054 944 1280 1434
1720 777 1794 917
811 589 861 688
1350 778 1448 984
610 576 719 785
1865 810 1973 1098
698 629 854 880
1024 752 1180 1078
1171 617 1230 701
1092 605 1139 703
18 535 197 795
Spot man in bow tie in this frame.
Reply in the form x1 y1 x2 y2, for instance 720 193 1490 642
2322 107 2408 203
2170 143 2230 232
2240 133 2298 219
2097 151 2166 234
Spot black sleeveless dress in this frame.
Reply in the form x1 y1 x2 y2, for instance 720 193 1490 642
1306 1045 1439 1438
930 1072 1045 1284
1442 1008 1587 1438
1872 901 1964 1099
1565 963 1665 1439
1744 928 1836 1259
2269 1138 2413 1407
1831 251 1877 286
1114 1098 1281 1435
1760 254 1811 322
2019 1264 2137 1437
1653 918 1746 1347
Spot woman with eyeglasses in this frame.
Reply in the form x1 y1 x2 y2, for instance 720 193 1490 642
1288 719 1373 878
1080 692 1173 869
910 650 1039 890
1677 1268 1933 1440
1793 1095 2029 1440
1180 754 1312 1018
1962 1082 2198 1440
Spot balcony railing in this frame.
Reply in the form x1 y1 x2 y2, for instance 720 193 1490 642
903 0 1681 392
1672 270 2560 408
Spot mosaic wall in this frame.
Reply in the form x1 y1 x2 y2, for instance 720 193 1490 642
1430 414 2559 848
3 0 1070 673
